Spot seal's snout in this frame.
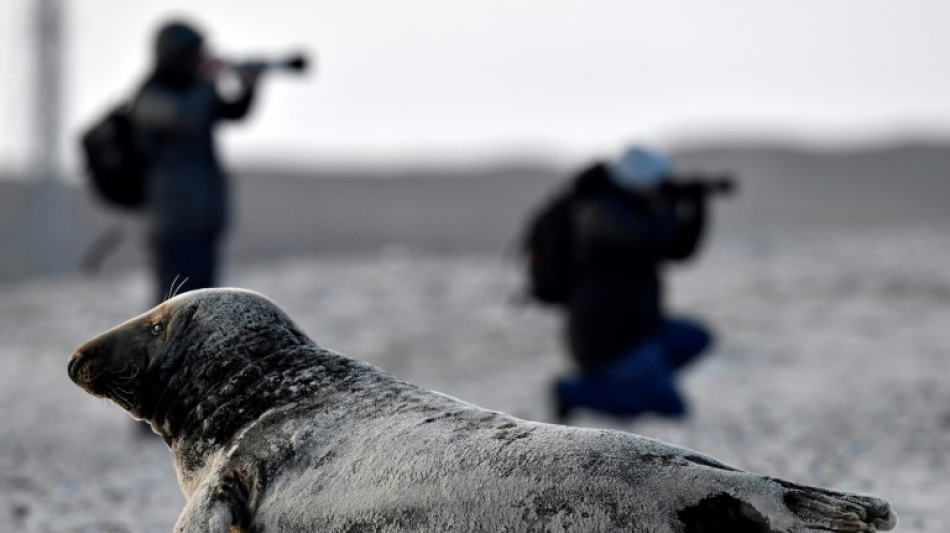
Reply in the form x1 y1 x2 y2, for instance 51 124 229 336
67 352 86 383
68 333 114 387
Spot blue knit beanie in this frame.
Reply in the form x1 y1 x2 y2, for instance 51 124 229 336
609 146 672 191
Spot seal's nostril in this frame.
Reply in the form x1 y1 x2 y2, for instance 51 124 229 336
68 353 85 380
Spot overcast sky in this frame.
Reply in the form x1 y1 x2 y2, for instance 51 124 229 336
3 0 950 172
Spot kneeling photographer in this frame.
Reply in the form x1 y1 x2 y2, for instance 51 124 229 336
523 145 734 422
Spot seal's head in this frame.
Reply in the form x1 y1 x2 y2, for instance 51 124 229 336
67 288 311 439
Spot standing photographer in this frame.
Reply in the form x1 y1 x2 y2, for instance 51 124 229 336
131 20 262 304
525 146 726 423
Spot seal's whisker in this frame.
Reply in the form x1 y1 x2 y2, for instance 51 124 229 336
114 386 134 398
165 275 181 302
112 384 134 396
111 388 133 411
101 381 134 410
113 370 138 383
102 385 118 404
111 363 140 386
109 375 134 393
172 276 190 299
110 362 129 376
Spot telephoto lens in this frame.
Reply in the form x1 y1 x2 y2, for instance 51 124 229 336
233 53 310 74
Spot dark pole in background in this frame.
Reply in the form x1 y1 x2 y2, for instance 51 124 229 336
26 0 78 277
36 0 62 184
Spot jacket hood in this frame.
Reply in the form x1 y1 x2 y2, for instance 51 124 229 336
152 21 204 86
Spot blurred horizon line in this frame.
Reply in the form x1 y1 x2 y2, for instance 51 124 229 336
4 129 950 180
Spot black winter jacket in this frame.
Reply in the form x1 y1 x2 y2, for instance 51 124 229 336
565 163 707 372
131 25 255 240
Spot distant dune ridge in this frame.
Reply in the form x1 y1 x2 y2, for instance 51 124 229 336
3 141 950 282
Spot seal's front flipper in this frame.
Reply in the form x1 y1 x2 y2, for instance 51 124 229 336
174 481 238 533
777 481 898 532
174 502 234 533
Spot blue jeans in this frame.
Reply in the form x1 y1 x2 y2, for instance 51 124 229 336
556 318 712 418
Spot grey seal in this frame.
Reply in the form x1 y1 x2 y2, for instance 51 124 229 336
68 288 897 532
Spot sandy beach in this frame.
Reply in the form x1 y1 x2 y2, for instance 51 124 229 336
1 222 949 531
2 145 950 531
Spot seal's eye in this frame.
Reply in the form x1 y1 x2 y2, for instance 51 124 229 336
150 323 164 336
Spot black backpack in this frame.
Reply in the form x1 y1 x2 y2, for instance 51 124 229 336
80 103 148 209
523 190 576 305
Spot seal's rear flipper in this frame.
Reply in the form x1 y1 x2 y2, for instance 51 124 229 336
775 479 898 532
676 480 897 533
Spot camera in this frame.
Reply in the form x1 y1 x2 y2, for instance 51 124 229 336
660 173 737 198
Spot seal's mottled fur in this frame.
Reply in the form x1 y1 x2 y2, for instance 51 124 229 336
68 288 897 532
